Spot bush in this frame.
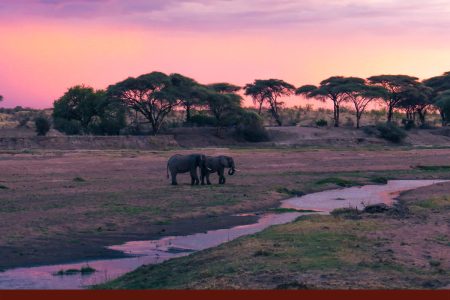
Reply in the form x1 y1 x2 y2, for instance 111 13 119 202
315 119 328 127
189 114 217 127
34 116 51 136
235 111 269 142
376 123 407 143
401 118 415 130
54 118 82 135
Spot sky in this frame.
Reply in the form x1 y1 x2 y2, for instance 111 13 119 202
1 0 450 108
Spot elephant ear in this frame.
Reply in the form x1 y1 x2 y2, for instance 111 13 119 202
220 156 228 167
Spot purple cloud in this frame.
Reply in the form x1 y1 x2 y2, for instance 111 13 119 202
0 0 449 32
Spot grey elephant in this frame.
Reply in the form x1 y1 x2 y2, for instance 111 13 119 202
201 155 236 185
167 154 206 185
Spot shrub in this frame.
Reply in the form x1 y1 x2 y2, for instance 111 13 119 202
189 114 217 127
54 118 82 135
235 111 269 142
34 116 51 136
401 118 415 130
315 119 328 127
376 123 407 143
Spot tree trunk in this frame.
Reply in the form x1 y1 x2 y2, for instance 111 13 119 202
417 109 426 126
334 104 340 127
185 104 192 123
258 102 263 115
387 104 393 123
355 109 361 129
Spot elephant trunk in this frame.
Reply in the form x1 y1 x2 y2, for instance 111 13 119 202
228 159 236 176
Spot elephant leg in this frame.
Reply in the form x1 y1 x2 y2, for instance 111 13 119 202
206 172 211 185
171 172 178 185
218 170 225 184
190 169 199 185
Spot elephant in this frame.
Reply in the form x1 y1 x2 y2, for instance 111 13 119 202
201 155 236 185
167 154 206 185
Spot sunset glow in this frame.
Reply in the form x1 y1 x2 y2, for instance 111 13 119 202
1 0 450 108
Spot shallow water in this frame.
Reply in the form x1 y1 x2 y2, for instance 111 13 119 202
0 180 446 289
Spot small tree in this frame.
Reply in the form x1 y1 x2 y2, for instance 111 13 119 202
235 110 269 142
342 79 388 128
53 85 125 135
205 90 242 135
170 73 207 123
397 84 433 126
367 75 421 123
244 79 295 126
296 77 354 127
434 90 450 126
35 116 51 136
107 72 179 135
423 72 450 126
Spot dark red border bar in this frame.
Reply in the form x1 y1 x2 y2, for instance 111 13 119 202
1 290 449 300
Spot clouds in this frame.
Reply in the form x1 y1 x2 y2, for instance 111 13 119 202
1 0 449 32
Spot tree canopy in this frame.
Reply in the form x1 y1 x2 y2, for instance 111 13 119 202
107 72 180 134
341 78 388 128
367 75 421 122
297 76 363 127
244 79 295 126
423 72 450 93
53 85 126 135
434 90 450 125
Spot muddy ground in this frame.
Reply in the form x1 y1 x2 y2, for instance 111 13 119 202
0 147 450 271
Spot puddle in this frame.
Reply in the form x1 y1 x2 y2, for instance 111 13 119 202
0 180 446 289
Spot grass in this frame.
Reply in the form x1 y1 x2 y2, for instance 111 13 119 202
414 165 450 171
275 187 304 196
0 184 9 190
315 177 362 187
267 208 316 214
54 265 96 276
73 177 86 182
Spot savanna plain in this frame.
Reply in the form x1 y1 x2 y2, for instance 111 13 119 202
0 139 449 289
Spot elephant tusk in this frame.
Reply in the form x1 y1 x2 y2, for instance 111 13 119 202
234 168 240 171
207 167 214 172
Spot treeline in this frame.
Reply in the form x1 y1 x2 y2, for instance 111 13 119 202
3 71 450 138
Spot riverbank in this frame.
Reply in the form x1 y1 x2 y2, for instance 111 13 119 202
99 181 450 289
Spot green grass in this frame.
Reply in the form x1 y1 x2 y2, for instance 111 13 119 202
414 165 450 171
267 208 316 214
73 177 86 182
275 187 304 196
54 265 96 276
315 177 362 187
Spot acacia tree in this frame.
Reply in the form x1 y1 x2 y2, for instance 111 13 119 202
367 75 421 123
342 78 388 128
296 76 355 127
423 72 450 125
53 85 125 135
244 79 295 126
170 73 207 123
208 82 241 94
107 72 179 135
205 83 242 135
397 84 433 126
434 90 450 125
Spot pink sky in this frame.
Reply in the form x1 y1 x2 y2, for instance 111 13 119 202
1 0 450 108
